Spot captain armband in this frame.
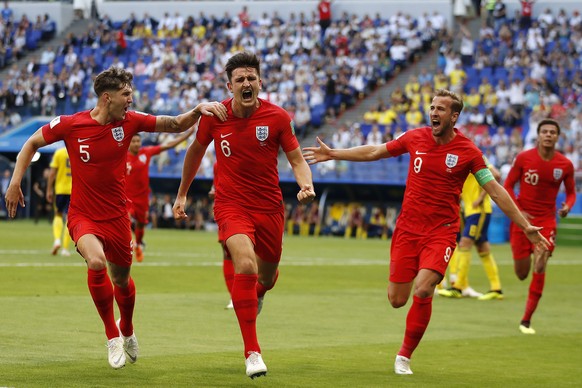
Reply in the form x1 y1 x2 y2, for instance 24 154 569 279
475 168 495 186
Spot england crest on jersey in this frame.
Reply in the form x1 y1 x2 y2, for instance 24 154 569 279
112 126 125 142
553 168 563 180
445 153 458 168
256 126 269 141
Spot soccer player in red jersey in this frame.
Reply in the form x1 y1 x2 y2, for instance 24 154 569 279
504 118 576 335
4 67 227 369
126 128 194 262
303 89 549 375
173 52 315 379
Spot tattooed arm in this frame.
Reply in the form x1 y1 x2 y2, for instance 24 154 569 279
154 101 227 133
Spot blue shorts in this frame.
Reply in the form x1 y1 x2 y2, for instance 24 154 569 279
461 213 490 244
55 194 70 214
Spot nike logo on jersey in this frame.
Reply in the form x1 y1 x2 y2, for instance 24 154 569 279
221 133 233 138
78 138 90 143
527 169 537 173
415 151 427 155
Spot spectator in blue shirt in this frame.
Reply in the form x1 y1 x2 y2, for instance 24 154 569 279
1 1 13 22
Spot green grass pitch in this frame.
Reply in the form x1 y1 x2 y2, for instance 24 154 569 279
0 220 581 387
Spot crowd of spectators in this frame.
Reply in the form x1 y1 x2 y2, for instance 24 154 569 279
6 2 581 235
0 5 442 143
0 2 56 131
0 2 56 71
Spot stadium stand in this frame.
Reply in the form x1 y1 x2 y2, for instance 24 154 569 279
1 1 581 238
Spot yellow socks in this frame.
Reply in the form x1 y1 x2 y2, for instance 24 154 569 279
480 252 501 291
453 248 472 290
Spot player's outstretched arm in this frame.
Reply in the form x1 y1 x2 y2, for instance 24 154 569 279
155 101 227 133
302 136 390 164
173 140 207 220
5 129 48 218
482 179 550 251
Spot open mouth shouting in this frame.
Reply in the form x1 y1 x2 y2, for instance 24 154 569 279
242 89 253 101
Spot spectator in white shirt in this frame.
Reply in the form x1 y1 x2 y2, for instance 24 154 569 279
40 46 56 65
389 39 408 69
537 8 554 28
366 124 384 145
63 46 77 69
468 107 484 125
294 103 312 139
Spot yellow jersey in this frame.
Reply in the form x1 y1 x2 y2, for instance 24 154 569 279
462 164 492 216
49 147 72 195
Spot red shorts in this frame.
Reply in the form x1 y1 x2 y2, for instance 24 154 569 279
510 218 556 260
389 227 457 283
215 205 284 263
128 198 149 225
68 212 133 267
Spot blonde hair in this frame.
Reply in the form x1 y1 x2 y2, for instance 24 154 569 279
434 89 464 114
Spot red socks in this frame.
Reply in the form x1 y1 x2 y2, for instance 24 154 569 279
398 295 433 359
88 268 136 339
114 277 136 337
232 274 260 356
87 268 118 339
522 272 545 323
223 259 234 296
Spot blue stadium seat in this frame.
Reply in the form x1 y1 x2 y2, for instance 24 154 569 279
494 68 509 85
25 29 42 50
81 46 94 60
310 104 326 128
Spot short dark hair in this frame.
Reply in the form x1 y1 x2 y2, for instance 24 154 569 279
536 118 560 135
93 66 133 97
224 52 261 82
434 89 464 114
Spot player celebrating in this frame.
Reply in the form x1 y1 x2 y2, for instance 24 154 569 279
4 66 227 369
126 128 194 262
504 118 576 334
173 52 315 379
303 89 548 375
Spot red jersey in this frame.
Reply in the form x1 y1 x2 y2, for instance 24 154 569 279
197 98 298 213
126 145 162 202
42 110 157 221
504 148 576 221
386 127 488 235
520 1 533 17
318 1 331 21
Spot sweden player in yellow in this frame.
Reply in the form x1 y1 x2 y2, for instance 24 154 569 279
439 159 504 300
47 147 72 256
